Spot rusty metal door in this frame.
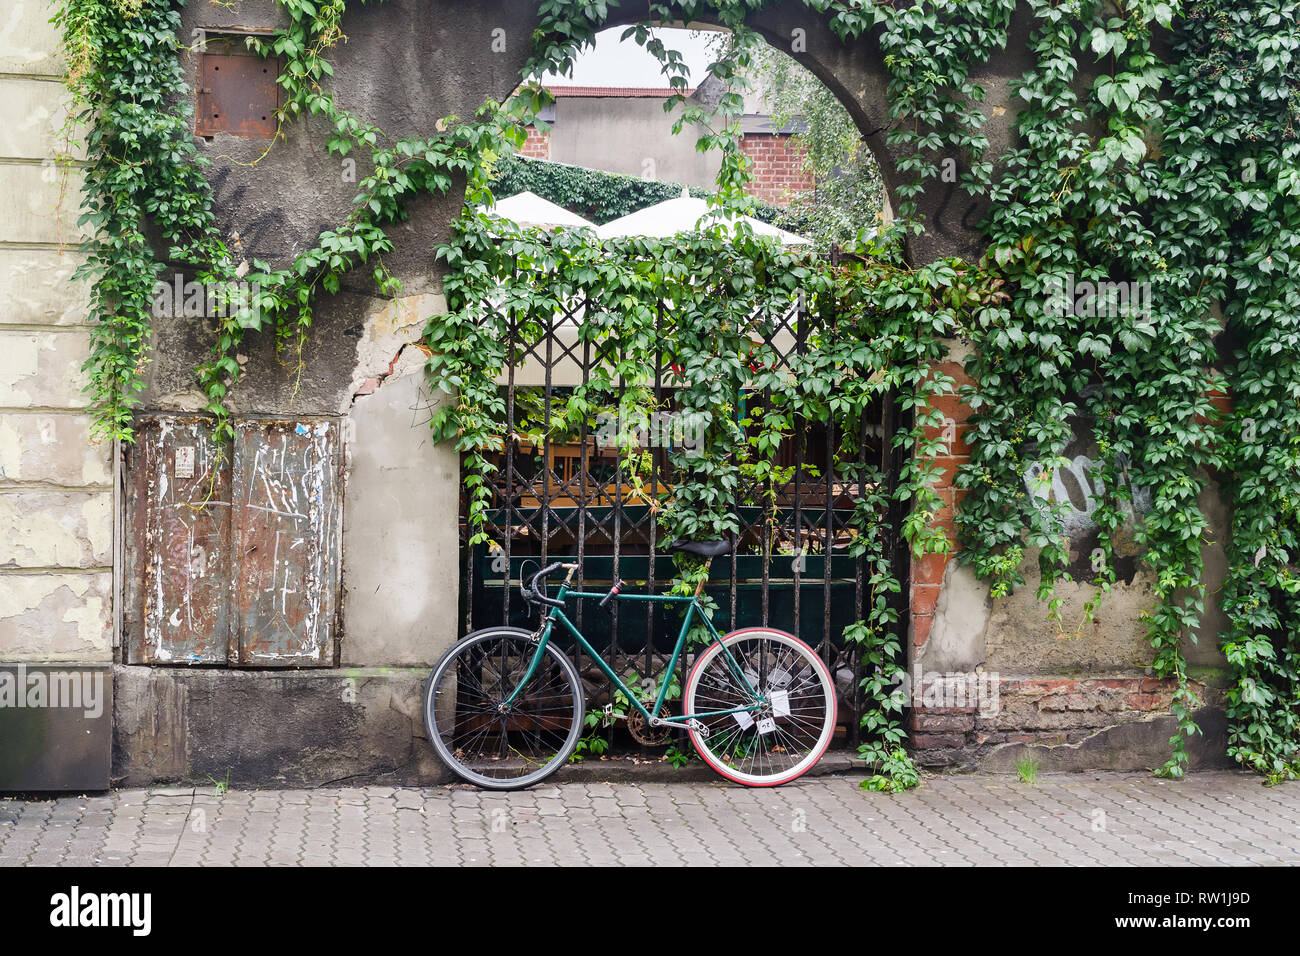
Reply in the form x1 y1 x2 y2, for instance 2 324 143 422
125 417 342 667
126 418 232 664
231 420 342 665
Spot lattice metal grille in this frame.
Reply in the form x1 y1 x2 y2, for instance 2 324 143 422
458 289 909 746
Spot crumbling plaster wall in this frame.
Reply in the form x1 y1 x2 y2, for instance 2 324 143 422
0 0 112 664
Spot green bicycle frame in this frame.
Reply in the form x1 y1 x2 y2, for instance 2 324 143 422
502 582 764 724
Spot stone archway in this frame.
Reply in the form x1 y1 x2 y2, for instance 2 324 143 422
179 1 1042 280
121 0 1016 782
143 0 990 672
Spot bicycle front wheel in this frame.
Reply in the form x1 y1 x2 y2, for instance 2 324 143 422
684 627 837 787
424 627 584 790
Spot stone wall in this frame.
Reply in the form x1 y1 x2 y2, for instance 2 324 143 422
0 1 111 665
0 0 114 789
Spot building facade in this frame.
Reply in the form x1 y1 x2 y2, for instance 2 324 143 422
523 85 813 207
0 0 1230 790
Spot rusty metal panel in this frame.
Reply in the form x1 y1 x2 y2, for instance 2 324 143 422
231 420 342 666
127 418 232 665
196 42 280 139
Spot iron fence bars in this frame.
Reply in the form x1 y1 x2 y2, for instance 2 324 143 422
458 259 907 749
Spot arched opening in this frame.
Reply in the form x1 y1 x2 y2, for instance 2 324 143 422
458 20 912 751
507 9 903 242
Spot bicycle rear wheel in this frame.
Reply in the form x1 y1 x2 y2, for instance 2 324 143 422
424 627 584 790
684 627 836 787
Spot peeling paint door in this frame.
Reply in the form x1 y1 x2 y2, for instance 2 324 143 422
231 420 342 666
125 417 342 667
127 418 232 664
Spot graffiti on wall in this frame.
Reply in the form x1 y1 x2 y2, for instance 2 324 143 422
1022 447 1152 581
126 417 342 666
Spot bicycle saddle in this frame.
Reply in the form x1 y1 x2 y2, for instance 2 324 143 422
668 536 734 558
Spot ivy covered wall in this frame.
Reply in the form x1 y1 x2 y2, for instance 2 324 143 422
38 0 1300 786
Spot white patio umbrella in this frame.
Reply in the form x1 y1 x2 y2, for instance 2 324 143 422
595 188 811 245
483 190 597 230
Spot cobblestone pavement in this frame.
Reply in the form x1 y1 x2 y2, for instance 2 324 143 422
1 770 1296 866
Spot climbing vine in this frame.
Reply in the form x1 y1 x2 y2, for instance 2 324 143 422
58 0 1300 784
1176 0 1300 783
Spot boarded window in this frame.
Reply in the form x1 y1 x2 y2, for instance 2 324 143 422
125 417 343 667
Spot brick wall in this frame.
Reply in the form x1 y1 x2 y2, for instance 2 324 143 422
739 133 813 207
520 124 550 160
906 674 1220 768
906 358 1219 768
911 359 974 646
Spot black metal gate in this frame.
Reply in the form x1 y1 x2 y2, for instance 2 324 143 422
459 289 909 745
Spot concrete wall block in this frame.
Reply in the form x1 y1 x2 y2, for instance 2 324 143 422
0 248 89 326
0 328 92 408
342 372 459 666
0 571 112 661
975 706 1231 773
0 76 86 160
112 665 452 787
0 0 65 76
0 163 86 245
0 663 112 790
0 490 111 568
549 97 723 189
111 664 186 783
0 412 112 486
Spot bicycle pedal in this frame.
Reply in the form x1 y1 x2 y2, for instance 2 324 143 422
687 718 710 739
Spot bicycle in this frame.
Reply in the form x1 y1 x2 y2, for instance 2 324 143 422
423 538 838 790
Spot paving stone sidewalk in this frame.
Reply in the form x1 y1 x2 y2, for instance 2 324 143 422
1 770 1296 866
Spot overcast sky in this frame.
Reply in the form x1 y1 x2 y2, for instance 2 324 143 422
541 26 721 87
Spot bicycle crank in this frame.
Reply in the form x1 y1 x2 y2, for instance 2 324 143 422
628 703 673 746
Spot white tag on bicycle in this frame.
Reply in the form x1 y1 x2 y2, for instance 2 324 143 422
757 717 777 735
733 710 755 730
769 667 791 688
770 689 791 717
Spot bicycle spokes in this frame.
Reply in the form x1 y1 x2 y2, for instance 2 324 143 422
427 632 583 788
687 631 836 785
